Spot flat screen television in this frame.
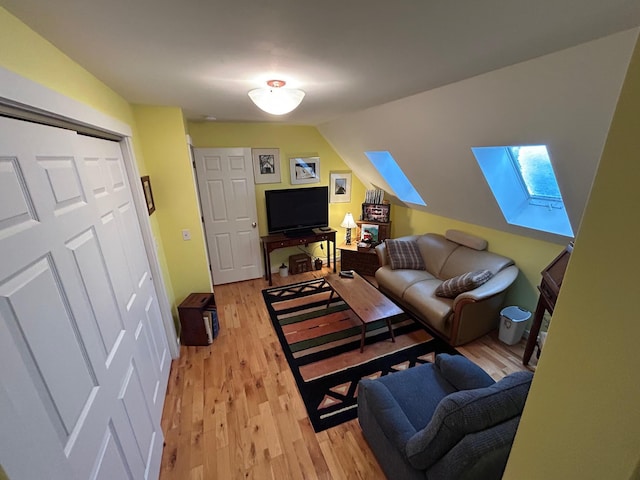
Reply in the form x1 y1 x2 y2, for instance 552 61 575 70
265 186 329 236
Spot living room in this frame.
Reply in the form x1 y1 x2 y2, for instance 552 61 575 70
1 3 640 479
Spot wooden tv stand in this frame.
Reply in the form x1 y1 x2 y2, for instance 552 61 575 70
261 229 336 285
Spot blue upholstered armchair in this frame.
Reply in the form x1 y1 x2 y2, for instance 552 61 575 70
357 354 533 480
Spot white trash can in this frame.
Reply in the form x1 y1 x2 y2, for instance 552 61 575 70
498 306 531 345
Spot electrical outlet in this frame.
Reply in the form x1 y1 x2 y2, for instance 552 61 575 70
182 229 191 241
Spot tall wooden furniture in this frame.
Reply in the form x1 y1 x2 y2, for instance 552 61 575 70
338 220 391 276
339 220 391 276
523 244 572 365
178 292 216 346
261 228 336 285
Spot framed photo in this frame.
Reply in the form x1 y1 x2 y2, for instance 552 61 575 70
329 171 352 203
356 220 391 244
290 157 320 184
360 223 380 244
140 176 156 215
362 203 390 223
252 148 281 184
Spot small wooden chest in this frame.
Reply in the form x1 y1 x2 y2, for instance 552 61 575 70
289 253 312 274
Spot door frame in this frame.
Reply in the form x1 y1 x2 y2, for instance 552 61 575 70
0 65 179 358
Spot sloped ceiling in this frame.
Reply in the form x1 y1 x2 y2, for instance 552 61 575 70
2 0 640 125
318 29 639 243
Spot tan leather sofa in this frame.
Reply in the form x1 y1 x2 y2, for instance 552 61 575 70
375 230 518 346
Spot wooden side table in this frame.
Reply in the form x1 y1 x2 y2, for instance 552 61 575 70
338 243 380 276
261 229 336 286
523 244 572 365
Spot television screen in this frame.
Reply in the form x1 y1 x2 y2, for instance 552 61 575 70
265 186 329 236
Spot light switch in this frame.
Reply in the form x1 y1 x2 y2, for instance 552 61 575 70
182 229 191 241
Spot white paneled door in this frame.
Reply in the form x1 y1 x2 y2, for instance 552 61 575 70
193 148 262 284
0 117 170 480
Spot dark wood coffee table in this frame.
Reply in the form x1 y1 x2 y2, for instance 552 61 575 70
325 271 403 352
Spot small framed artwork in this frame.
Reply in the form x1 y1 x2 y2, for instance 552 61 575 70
290 156 320 184
140 176 156 215
360 223 380 244
252 148 281 184
329 171 352 203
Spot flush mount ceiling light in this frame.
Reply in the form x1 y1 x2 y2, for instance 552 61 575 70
248 79 305 115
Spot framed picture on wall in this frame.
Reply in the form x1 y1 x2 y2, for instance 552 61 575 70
140 175 155 215
252 148 281 184
290 156 320 184
329 171 352 203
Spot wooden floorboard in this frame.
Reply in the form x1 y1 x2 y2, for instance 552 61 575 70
159 267 536 480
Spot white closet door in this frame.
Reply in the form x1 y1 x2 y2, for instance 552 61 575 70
193 147 262 284
0 117 170 480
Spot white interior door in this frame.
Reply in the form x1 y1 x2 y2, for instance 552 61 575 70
0 117 170 480
193 147 262 284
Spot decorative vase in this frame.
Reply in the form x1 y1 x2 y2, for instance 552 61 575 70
314 258 323 270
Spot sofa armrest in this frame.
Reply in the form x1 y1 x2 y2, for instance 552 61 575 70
375 242 388 267
452 266 518 307
435 354 495 391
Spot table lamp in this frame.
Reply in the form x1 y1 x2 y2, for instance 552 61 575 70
340 212 357 245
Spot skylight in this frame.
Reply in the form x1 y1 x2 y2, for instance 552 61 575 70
364 151 426 206
508 146 561 199
472 145 574 237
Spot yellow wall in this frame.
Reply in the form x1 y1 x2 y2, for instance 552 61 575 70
505 37 640 479
392 206 565 312
133 106 211 312
187 122 367 267
6 7 640 474
0 7 177 329
0 7 133 128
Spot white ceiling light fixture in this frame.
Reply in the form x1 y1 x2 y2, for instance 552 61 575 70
248 79 305 115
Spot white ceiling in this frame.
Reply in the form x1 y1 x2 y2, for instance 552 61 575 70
3 0 640 125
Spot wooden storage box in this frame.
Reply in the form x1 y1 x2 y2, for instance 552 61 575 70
362 203 391 223
177 292 216 346
289 253 312 274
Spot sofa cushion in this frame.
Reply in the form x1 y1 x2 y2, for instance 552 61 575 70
405 370 533 470
439 247 514 280
435 354 495 391
402 280 453 336
359 363 458 442
376 266 436 301
386 239 426 270
445 229 488 251
416 234 459 277
435 270 493 298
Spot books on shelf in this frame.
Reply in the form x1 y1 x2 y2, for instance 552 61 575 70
364 189 384 204
202 305 220 344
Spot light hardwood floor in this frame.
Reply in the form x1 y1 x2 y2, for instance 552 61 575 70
159 267 535 480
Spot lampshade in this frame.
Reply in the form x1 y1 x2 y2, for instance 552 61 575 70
340 212 357 229
248 79 305 115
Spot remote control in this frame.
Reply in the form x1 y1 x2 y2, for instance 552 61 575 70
339 270 354 278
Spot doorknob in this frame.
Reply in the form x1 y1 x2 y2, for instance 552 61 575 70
252 222 257 228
